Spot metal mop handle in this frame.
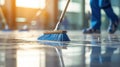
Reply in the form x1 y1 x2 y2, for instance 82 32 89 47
54 0 70 31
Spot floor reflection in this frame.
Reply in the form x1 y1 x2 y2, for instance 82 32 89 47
83 34 119 67
17 44 46 67
0 31 120 67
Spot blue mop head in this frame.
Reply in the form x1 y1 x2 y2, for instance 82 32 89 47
38 30 70 41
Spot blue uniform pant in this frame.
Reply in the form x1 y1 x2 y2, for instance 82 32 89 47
90 0 118 30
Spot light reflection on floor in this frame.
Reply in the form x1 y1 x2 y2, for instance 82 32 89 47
0 30 120 67
17 49 41 67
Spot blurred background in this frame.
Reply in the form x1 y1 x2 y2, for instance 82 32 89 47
0 1 120 67
0 0 120 31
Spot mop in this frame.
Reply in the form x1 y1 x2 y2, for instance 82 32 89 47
38 0 70 41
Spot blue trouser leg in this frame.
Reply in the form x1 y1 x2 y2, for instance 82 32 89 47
90 0 101 30
99 0 118 23
103 7 119 23
99 0 111 8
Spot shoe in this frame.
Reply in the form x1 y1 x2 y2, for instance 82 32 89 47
108 21 119 34
83 28 101 34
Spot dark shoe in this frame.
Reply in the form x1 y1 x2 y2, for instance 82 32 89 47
108 21 119 34
83 28 100 34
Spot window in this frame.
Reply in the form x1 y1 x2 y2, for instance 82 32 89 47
16 0 46 9
0 0 5 5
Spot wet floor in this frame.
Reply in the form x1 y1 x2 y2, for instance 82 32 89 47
0 30 120 67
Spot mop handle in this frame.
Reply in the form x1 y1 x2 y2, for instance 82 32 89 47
54 0 70 31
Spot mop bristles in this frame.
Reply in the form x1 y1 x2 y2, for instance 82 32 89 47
38 30 70 41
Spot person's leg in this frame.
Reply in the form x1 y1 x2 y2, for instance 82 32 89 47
104 7 119 34
101 0 119 34
83 0 101 34
104 7 118 23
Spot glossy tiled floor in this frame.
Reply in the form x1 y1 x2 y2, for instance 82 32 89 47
0 30 120 67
